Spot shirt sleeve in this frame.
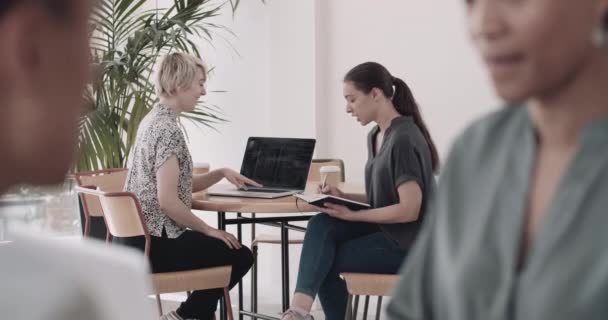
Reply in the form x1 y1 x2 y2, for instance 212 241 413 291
387 131 468 320
154 128 183 173
386 200 437 320
391 137 424 190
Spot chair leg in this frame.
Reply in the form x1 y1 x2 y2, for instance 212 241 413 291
345 294 353 320
84 217 90 238
224 287 234 320
353 295 360 320
156 294 163 316
375 297 383 320
220 296 225 320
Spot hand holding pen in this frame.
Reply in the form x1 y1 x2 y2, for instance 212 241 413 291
316 176 344 197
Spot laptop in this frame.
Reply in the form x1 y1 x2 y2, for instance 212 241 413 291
208 137 316 199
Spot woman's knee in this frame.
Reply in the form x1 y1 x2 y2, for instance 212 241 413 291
306 213 337 234
233 245 254 272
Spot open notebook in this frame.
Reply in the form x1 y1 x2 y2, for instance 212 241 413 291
293 194 370 211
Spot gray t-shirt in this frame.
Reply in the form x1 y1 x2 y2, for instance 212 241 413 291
365 116 435 251
387 106 608 320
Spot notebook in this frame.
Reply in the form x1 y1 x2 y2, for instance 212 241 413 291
293 194 370 211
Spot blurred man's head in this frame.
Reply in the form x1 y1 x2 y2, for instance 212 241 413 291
0 0 93 191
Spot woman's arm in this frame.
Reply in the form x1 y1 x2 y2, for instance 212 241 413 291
192 168 262 193
342 192 369 204
317 184 368 203
157 156 241 248
192 169 226 192
320 181 422 224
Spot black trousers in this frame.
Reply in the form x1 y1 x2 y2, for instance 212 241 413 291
115 230 253 320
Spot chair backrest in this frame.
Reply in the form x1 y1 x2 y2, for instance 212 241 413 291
98 192 148 239
74 187 151 251
308 159 346 182
75 169 128 218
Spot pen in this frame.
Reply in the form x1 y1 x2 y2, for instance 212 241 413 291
321 174 328 193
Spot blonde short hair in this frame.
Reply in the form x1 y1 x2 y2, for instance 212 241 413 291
155 52 207 97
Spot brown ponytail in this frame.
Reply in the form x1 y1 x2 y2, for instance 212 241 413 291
391 76 439 172
344 62 439 172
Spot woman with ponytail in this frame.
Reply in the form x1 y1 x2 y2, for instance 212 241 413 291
281 62 438 320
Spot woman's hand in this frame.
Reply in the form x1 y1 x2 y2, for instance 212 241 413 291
314 203 356 221
205 228 242 249
222 168 262 189
317 184 344 197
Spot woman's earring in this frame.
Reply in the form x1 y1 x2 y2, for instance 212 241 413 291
592 26 607 48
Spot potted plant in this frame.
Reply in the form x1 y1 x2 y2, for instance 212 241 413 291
76 0 255 238
79 0 235 171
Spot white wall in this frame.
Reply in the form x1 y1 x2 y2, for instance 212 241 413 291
315 0 499 184
268 0 317 139
179 0 319 166
148 0 274 170
183 1 272 170
165 0 500 182
149 0 500 315
172 0 318 307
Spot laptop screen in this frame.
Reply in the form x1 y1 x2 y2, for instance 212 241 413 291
240 137 316 190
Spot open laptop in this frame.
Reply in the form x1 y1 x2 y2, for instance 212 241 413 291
208 137 316 199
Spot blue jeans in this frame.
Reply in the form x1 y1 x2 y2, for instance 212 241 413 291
295 214 406 320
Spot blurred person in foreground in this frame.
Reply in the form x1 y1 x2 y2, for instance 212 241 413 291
0 1 154 319
388 0 608 319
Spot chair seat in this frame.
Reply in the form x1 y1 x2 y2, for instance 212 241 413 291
340 273 400 297
252 233 304 246
152 265 232 294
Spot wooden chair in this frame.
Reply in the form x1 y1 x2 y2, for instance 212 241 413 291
75 168 128 239
340 273 400 320
75 187 234 319
250 159 346 314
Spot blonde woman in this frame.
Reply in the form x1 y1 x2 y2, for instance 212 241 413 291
121 52 260 320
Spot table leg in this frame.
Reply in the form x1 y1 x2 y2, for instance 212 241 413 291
237 213 243 241
219 211 227 320
219 211 226 230
251 213 256 241
210 212 314 320
251 213 258 320
237 213 244 320
281 222 290 312
220 294 226 320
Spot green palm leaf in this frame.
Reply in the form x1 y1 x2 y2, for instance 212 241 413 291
77 0 262 171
